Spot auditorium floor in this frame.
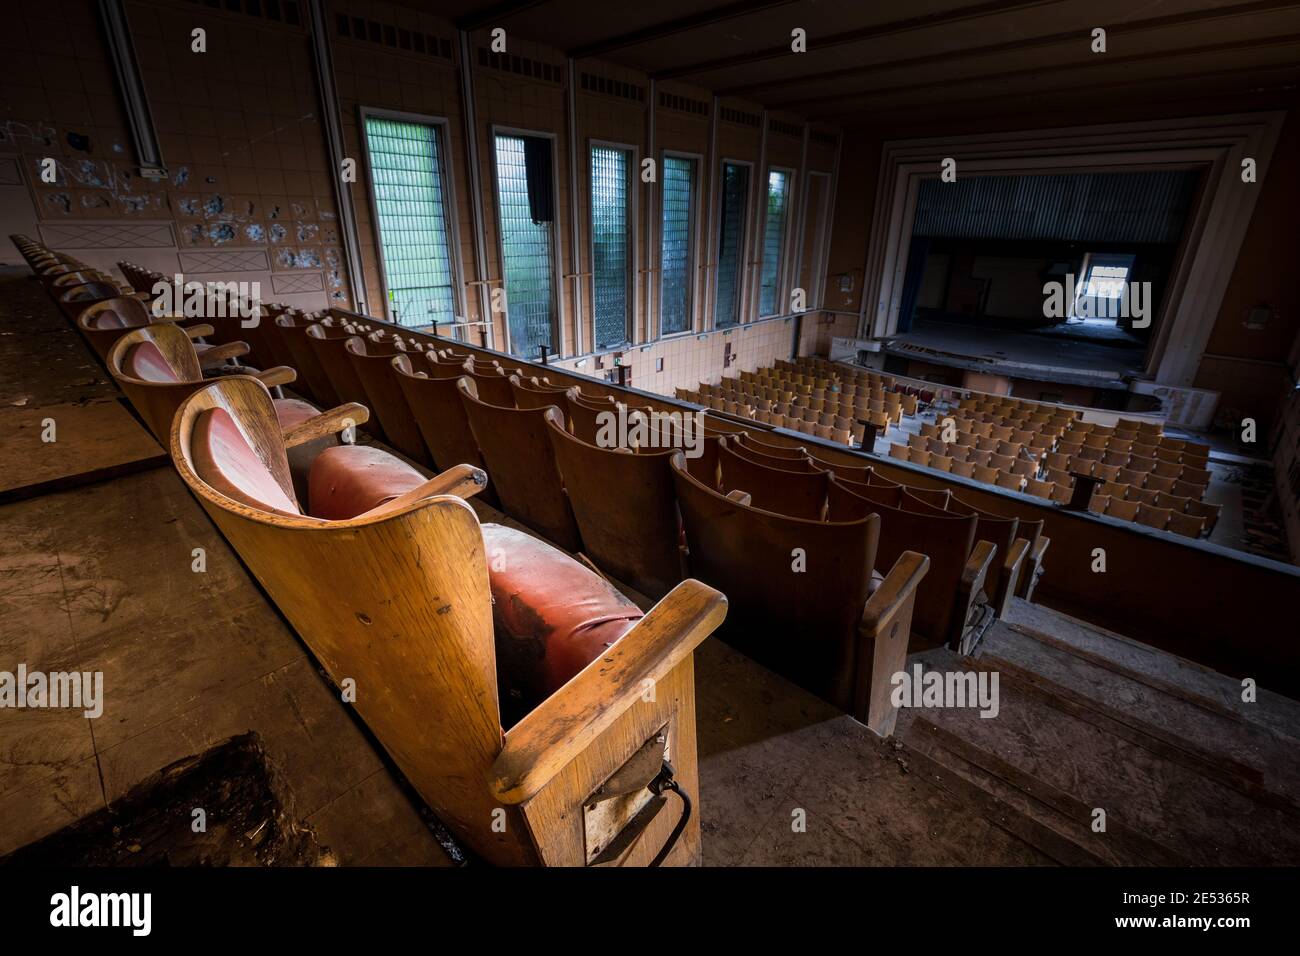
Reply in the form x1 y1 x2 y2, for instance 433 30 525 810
3 276 1297 867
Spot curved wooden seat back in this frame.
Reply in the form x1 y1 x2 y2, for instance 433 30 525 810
391 356 491 495
59 281 125 322
462 365 516 407
717 440 831 520
806 453 873 484
726 436 818 472
510 374 571 412
247 304 300 372
305 324 375 410
168 376 535 865
346 337 429 463
735 432 808 460
275 315 340 406
672 455 878 710
76 296 159 360
50 270 111 289
828 477 978 649
458 379 581 552
546 417 682 599
944 496 1021 614
107 322 211 440
565 390 618 444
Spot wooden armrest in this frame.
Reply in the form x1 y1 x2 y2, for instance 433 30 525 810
281 402 369 448
855 551 929 735
1019 535 1050 600
182 324 215 339
490 578 728 804
252 366 297 388
725 489 752 505
997 537 1030 618
955 539 997 642
197 341 250 366
365 464 487 516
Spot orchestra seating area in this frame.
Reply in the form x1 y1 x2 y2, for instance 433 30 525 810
676 357 930 446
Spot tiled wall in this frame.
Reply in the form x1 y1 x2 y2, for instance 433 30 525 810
0 0 351 310
0 0 843 398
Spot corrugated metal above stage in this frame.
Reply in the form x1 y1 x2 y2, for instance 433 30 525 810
912 169 1203 245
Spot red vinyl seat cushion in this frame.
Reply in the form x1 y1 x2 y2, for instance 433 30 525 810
124 341 181 382
307 445 426 520
481 523 644 700
192 407 300 516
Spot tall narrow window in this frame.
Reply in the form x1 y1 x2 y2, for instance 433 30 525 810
758 169 791 317
363 115 457 328
494 133 556 359
590 145 632 350
715 161 749 328
659 154 696 335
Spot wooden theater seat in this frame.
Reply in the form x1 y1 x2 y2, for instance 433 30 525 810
670 454 928 736
390 354 490 481
458 378 583 552
546 416 683 599
171 376 727 867
826 479 995 653
345 335 430 464
716 440 831 519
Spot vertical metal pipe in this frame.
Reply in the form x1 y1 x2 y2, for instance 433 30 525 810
645 78 656 342
306 0 367 315
704 95 720 331
567 57 584 356
458 29 494 350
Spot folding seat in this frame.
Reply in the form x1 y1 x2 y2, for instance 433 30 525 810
1045 451 1070 471
1185 498 1223 534
1082 432 1108 449
1151 460 1182 480
1136 504 1172 530
989 452 1015 472
910 448 934 468
274 314 344 406
1166 510 1206 539
1108 437 1134 454
1172 478 1207 500
919 422 941 439
172 377 725 866
950 460 976 479
1075 445 1103 462
1106 497 1140 521
989 424 1013 442
1181 440 1211 459
563 390 619 445
827 479 993 653
509 375 570 413
1155 446 1183 464
342 338 433 465
1116 468 1144 488
995 440 1023 459
1127 455 1156 473
390 354 491 484
930 454 954 473
1048 482 1073 504
926 437 947 456
907 432 928 450
1132 442 1158 459
457 379 582 553
968 449 993 468
956 431 977 447
1181 465 1212 487
1102 481 1128 500
1091 463 1121 483
74 295 181 363
1087 492 1109 515
717 441 831 520
1143 473 1176 494
976 436 999 452
1011 458 1037 478
1024 478 1054 500
1056 440 1083 458
1128 487 1160 506
994 472 1023 492
1102 450 1130 467
1010 429 1035 445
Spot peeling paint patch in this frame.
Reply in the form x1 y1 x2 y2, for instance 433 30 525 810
178 197 200 216
267 205 281 220
67 131 91 152
296 222 318 242
77 160 106 188
120 195 149 213
269 223 287 243
46 193 72 214
202 194 228 218
80 193 111 209
173 166 190 187
209 223 236 244
244 223 265 242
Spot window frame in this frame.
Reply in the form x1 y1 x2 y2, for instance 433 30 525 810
587 138 638 352
488 124 565 358
713 157 754 330
657 149 703 339
757 165 796 319
357 107 467 331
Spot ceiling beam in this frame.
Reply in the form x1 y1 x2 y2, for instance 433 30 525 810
810 63 1300 126
651 0 1066 80
716 0 1300 98
456 0 553 32
773 31 1300 112
566 0 797 59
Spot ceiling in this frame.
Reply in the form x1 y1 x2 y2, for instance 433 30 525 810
433 0 1300 127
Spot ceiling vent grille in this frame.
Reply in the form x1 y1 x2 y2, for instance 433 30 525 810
478 48 562 83
337 14 452 59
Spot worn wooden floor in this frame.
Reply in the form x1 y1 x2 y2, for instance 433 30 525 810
3 275 1297 867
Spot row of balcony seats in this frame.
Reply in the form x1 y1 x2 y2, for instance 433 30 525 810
12 236 732 868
